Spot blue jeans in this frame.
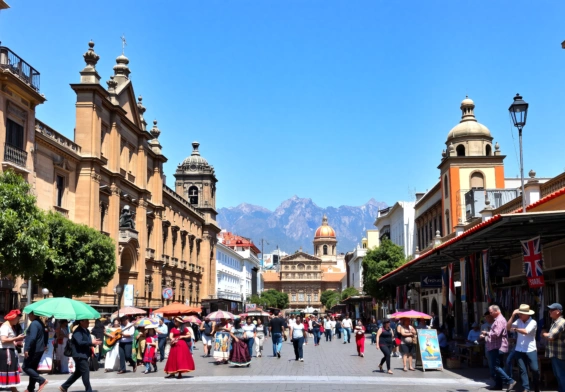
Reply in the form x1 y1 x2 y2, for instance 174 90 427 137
325 330 332 341
515 351 538 391
487 349 514 387
505 348 515 377
343 328 351 343
551 356 565 392
144 362 157 372
272 333 283 356
313 328 321 345
371 333 376 344
245 338 254 358
158 336 167 361
292 337 304 359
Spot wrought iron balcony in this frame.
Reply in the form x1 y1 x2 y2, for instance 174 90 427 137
0 46 40 91
3 143 27 167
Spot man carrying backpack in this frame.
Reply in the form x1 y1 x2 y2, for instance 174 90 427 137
200 317 215 357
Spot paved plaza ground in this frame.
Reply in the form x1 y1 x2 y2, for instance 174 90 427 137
21 336 558 392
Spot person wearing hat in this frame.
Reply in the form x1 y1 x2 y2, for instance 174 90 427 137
467 322 481 344
0 310 25 392
163 317 194 378
59 319 102 392
542 303 565 392
506 304 538 392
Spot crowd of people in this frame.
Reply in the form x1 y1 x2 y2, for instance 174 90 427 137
0 302 564 392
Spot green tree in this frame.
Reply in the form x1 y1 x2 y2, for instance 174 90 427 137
341 286 360 300
321 290 341 309
258 289 289 309
0 170 50 278
42 211 116 297
362 238 406 300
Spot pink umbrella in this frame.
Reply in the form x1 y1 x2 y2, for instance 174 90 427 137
182 315 202 324
389 310 432 319
207 310 236 320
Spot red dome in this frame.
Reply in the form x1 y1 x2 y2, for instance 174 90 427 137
314 215 336 238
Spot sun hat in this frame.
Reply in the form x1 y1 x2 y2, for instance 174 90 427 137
517 304 535 315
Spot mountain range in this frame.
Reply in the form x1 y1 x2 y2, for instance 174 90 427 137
217 196 387 255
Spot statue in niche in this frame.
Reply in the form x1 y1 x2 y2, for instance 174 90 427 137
119 205 136 230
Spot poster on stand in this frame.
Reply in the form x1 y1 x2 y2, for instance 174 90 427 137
417 329 443 371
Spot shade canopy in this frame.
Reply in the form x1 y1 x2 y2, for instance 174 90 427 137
24 298 100 320
181 315 202 324
111 306 146 319
206 310 236 320
153 302 201 316
135 317 159 328
389 310 432 320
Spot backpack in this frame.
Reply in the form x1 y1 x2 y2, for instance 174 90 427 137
204 321 213 336
63 338 73 357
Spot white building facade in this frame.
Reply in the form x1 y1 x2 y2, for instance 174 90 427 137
216 243 245 302
374 201 416 258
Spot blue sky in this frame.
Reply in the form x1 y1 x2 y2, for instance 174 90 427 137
2 1 564 211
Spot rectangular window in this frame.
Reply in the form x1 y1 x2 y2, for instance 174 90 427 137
314 294 318 301
56 175 65 207
298 293 304 302
6 119 24 149
291 294 296 302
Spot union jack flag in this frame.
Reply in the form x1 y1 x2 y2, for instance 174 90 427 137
521 236 545 288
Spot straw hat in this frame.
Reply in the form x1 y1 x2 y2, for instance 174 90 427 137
174 316 184 323
517 304 535 315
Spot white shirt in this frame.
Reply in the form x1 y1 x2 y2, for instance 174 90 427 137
0 322 16 349
292 323 305 339
512 317 537 353
120 323 134 342
324 320 332 329
289 319 297 328
330 320 336 329
342 319 353 328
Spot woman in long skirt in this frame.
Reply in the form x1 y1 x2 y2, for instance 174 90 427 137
54 320 70 374
0 310 25 392
228 319 251 367
103 319 121 372
164 317 195 379
213 319 231 364
354 320 366 357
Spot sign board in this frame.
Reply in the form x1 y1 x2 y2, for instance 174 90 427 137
245 303 257 312
162 287 174 300
123 284 134 306
417 329 443 371
421 274 443 288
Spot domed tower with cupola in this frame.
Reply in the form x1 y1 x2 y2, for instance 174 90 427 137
313 215 338 263
174 142 218 222
439 97 506 234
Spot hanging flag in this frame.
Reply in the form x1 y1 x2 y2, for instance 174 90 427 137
521 236 545 288
448 263 455 309
469 253 477 303
460 257 467 302
441 266 448 308
482 249 493 303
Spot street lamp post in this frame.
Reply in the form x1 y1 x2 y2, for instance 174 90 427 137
20 282 28 306
42 288 49 299
509 93 529 213
115 284 123 309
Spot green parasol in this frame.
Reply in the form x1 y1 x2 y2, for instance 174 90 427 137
24 297 101 320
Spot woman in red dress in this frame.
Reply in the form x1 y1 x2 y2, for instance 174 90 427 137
354 320 366 357
164 317 195 379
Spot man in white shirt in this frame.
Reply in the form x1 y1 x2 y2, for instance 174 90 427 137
341 316 352 344
507 304 538 392
117 316 137 374
324 317 333 342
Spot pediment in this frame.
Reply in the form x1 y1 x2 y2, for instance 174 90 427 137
281 251 321 263
116 80 142 129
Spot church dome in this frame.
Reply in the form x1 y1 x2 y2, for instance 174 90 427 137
182 142 209 166
314 215 336 238
447 97 492 142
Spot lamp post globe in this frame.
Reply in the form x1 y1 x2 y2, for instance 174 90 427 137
508 93 529 212
41 288 49 299
20 282 28 298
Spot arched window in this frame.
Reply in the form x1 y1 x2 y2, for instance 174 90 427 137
470 172 485 189
444 175 449 198
456 144 465 156
445 210 450 235
323 245 328 255
188 186 199 205
485 144 492 156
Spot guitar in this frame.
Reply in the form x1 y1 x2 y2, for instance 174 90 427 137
105 324 134 346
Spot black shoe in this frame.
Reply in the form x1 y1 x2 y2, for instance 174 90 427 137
506 381 517 391
277 352 281 358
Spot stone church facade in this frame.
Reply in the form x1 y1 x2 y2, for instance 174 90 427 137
0 39 220 311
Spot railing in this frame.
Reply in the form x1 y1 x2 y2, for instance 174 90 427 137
163 185 204 218
464 188 519 221
35 120 81 153
0 46 40 91
3 143 27 167
541 172 565 197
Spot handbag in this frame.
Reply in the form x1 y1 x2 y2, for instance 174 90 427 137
64 338 73 357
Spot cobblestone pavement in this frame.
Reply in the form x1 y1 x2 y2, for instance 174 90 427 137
24 336 557 391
